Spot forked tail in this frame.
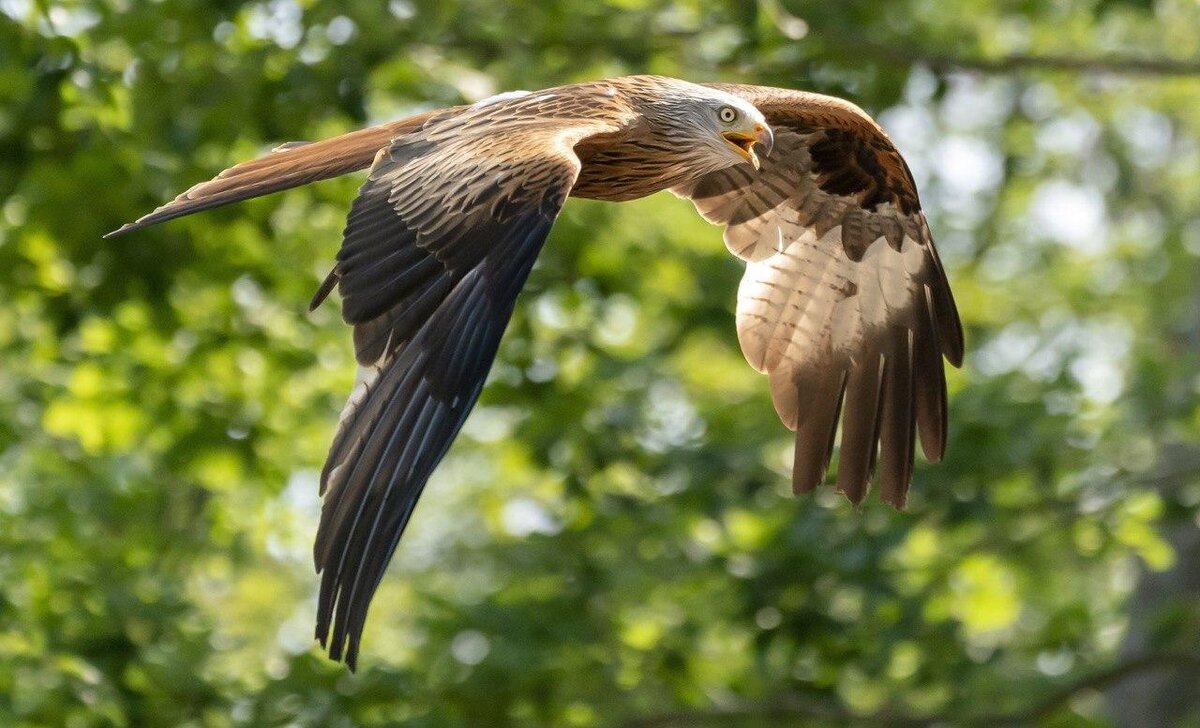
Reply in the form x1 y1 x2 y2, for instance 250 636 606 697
105 109 450 238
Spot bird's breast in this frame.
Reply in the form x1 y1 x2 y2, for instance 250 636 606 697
570 137 701 202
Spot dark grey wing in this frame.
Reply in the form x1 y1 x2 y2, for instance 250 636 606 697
310 106 633 670
675 84 963 508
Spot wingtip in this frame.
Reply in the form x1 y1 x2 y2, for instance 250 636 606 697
919 431 947 464
943 315 965 368
322 633 361 672
836 479 870 506
881 491 908 510
314 627 359 672
791 455 829 497
791 476 821 496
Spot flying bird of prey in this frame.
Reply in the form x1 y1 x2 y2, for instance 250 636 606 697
109 75 963 669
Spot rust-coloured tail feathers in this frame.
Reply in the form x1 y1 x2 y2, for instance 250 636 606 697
105 110 450 238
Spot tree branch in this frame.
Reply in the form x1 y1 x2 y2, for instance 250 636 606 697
756 2 1200 77
864 44 1200 78
1014 652 1200 725
619 652 1200 728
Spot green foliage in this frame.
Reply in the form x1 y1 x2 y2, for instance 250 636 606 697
3 0 1200 725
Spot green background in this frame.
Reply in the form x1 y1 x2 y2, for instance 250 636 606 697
3 0 1200 725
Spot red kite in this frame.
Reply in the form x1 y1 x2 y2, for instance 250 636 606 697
110 75 962 669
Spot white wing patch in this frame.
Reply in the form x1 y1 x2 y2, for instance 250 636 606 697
736 222 926 385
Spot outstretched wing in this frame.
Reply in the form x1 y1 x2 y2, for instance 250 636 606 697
673 84 963 508
310 92 636 669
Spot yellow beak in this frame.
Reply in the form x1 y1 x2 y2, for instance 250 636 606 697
722 123 774 169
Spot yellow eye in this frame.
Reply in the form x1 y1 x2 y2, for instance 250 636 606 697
718 106 738 124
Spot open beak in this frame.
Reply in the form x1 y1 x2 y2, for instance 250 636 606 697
722 123 774 170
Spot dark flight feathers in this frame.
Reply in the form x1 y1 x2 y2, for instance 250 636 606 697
302 101 630 669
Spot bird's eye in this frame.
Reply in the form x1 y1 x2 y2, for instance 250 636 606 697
718 106 738 124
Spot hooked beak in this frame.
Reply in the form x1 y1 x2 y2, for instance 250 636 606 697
722 123 774 170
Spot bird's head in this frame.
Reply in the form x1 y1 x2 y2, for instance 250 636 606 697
640 82 774 173
710 95 774 171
